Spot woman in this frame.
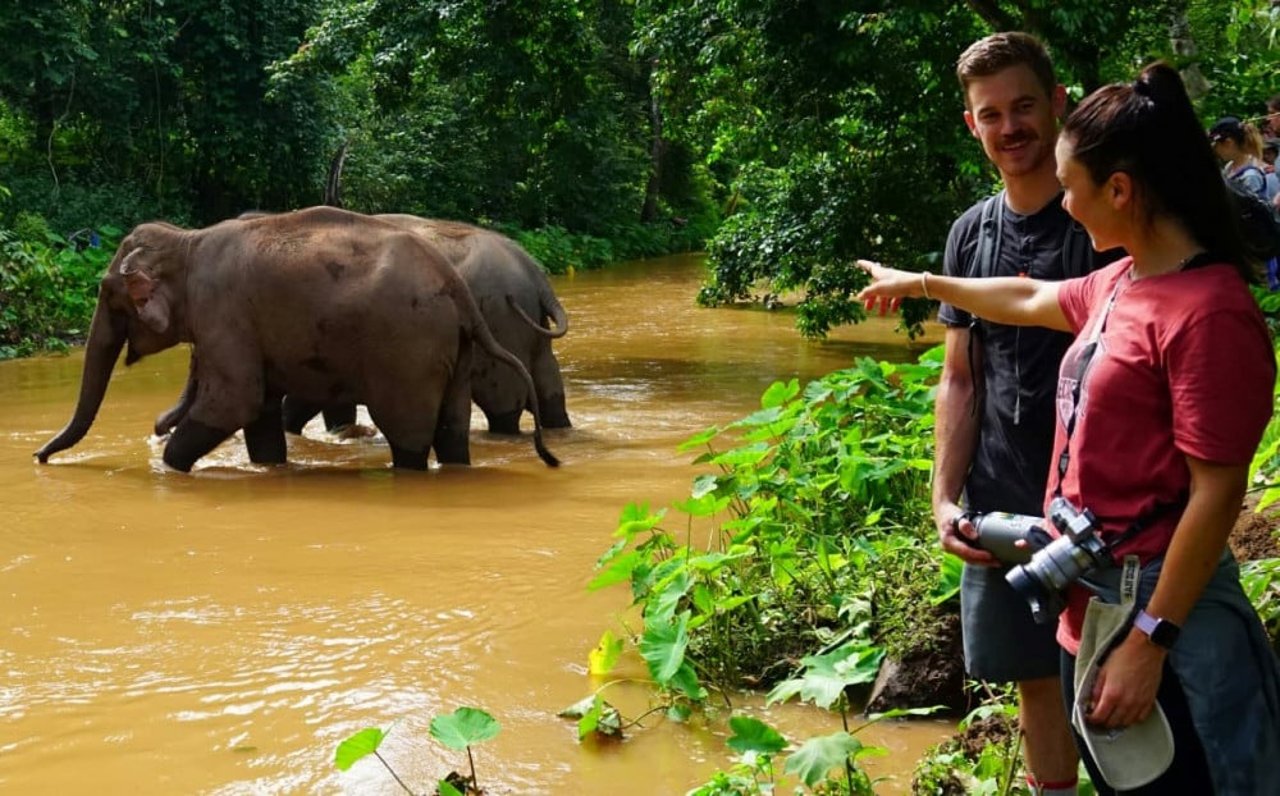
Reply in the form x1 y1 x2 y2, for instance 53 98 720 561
859 63 1280 794
1210 115 1268 198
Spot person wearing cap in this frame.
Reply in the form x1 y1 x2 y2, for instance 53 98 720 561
1210 115 1268 198
858 62 1280 794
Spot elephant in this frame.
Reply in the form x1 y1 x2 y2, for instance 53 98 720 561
35 207 559 472
156 214 572 439
373 215 570 434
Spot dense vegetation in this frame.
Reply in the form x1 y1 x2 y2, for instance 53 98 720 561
2 1 1277 354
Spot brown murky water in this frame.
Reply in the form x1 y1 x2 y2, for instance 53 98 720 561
0 254 951 794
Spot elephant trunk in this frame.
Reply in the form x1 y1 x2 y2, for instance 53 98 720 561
35 297 126 463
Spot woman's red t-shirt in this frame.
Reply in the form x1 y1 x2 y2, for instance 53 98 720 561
1051 257 1275 653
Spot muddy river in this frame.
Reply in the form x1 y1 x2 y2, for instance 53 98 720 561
0 254 951 794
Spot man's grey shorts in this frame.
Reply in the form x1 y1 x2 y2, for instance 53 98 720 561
961 562 1061 682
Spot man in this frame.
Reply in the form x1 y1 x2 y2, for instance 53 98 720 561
933 33 1116 796
1264 94 1280 138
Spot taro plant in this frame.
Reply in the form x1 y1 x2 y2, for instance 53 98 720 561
334 706 501 796
574 351 948 764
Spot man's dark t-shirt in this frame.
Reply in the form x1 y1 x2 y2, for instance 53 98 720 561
937 194 1116 517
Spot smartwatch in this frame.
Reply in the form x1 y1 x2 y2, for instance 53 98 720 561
1134 609 1181 650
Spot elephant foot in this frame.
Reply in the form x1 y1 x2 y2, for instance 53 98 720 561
389 444 430 470
164 420 235 472
484 408 523 436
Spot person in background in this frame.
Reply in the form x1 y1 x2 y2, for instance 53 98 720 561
1264 94 1280 137
857 62 1280 795
930 32 1117 796
1210 115 1268 198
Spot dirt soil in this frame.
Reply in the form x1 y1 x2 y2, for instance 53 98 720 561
1228 496 1280 562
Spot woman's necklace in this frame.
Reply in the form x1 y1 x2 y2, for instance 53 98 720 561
1129 250 1207 280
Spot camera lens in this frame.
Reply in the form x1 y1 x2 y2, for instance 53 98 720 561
1006 565 1063 624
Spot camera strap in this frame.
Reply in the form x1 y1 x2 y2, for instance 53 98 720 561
1055 279 1123 492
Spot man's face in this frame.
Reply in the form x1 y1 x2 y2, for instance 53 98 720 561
1267 107 1280 137
963 64 1065 179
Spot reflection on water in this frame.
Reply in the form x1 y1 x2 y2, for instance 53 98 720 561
0 253 949 793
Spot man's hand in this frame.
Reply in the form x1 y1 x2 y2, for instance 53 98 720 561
935 499 1000 566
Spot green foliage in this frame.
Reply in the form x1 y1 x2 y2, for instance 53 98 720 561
0 223 119 359
1241 558 1280 651
587 353 943 704
333 726 387 772
333 706 501 795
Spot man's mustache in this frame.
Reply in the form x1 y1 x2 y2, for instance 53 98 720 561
1000 131 1036 147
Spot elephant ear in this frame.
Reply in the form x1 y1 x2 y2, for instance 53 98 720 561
120 248 172 335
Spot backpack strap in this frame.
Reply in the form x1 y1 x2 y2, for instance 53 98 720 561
973 191 1004 280
1062 220 1093 280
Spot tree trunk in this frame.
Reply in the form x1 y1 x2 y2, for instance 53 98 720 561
640 64 665 223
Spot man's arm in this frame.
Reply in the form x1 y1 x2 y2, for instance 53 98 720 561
933 326 999 565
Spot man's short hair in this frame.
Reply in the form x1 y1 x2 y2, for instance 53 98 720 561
956 32 1056 108
1268 94 1280 114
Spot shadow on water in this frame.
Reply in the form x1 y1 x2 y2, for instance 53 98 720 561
0 252 951 794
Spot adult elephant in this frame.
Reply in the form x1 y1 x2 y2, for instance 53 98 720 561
279 215 571 436
35 207 559 472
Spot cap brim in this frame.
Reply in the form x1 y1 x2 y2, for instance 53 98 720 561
1072 597 1176 789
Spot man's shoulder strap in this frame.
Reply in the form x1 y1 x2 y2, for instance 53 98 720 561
1062 219 1093 280
972 190 1005 280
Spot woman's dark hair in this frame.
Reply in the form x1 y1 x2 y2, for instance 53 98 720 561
1061 62 1256 281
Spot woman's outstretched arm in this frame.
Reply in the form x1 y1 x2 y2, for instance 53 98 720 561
856 259 1073 332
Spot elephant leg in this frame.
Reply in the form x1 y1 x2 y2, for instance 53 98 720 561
433 339 473 465
531 348 570 429
163 419 235 472
156 352 199 436
322 403 358 432
369 395 438 471
281 395 323 434
244 394 287 464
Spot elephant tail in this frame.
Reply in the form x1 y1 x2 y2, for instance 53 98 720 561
506 293 569 339
465 294 561 468
503 239 569 339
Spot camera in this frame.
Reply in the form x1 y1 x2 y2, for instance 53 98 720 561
1005 497 1110 625
960 510 1052 565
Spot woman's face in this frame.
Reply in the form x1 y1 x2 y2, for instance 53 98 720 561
1212 137 1239 163
1055 136 1126 252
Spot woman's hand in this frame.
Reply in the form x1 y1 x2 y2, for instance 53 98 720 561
1086 629 1166 729
855 260 925 314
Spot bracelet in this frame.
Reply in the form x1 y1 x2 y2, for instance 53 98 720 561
921 271 932 300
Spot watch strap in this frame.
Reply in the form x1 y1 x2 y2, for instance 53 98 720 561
1134 609 1180 649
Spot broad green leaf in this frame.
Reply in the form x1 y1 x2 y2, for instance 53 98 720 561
588 629 624 675
639 611 690 684
784 732 863 787
726 715 787 755
761 379 800 408
429 707 500 750
677 426 721 452
668 660 706 700
438 781 464 796
673 493 731 517
690 474 718 499
766 643 885 709
615 503 666 538
334 726 385 771
588 549 643 591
